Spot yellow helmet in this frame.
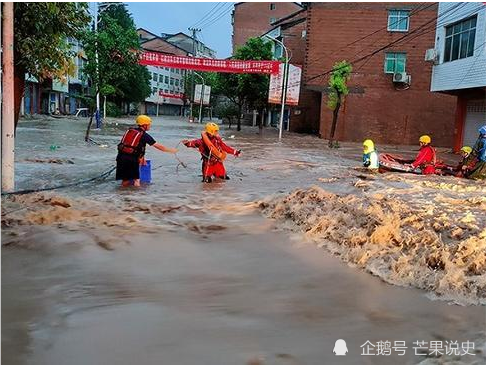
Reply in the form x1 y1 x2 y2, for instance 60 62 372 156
205 122 219 136
136 115 152 126
419 135 431 144
460 146 472 155
363 139 375 153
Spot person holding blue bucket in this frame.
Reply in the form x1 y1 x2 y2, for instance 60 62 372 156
116 115 177 187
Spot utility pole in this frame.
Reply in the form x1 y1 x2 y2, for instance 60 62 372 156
94 2 101 128
2 2 15 192
188 27 200 122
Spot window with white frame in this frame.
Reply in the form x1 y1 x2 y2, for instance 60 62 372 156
384 52 407 73
270 3 276 10
152 73 157 81
175 79 179 86
152 87 157 94
158 74 163 82
170 77 174 85
388 10 409 32
444 16 477 62
164 76 169 84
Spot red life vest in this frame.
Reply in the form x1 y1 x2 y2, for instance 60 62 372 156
117 128 144 156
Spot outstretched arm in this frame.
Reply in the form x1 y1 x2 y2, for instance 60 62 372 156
153 143 177 154
220 140 241 156
182 139 201 148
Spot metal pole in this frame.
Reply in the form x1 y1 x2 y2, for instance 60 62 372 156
156 71 160 117
2 2 15 191
94 3 101 128
188 27 200 122
199 82 204 124
194 72 205 124
263 35 289 140
278 44 289 140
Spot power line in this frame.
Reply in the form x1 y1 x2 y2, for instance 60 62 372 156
302 3 435 72
198 3 234 29
190 2 224 29
305 2 470 85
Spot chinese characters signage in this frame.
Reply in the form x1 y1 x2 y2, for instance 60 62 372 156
268 63 302 106
140 51 280 75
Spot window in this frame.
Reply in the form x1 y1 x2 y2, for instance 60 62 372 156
170 68 174 72
152 73 157 81
384 52 407 73
270 17 276 24
444 17 477 62
180 80 184 88
170 77 174 85
175 69 179 74
158 74 163 82
164 76 169 84
152 87 157 94
270 3 276 10
165 67 169 71
164 89 168 93
175 79 179 86
388 10 409 32
169 90 174 94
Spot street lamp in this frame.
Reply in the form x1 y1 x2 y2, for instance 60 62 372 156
93 2 118 128
264 34 289 140
194 72 205 124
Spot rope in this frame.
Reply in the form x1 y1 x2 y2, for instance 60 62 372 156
1 166 116 197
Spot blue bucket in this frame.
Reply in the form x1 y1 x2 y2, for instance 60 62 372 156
140 159 152 183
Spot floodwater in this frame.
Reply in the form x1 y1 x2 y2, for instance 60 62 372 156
2 116 485 365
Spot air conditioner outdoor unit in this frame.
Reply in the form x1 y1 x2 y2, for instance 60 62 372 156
393 72 410 84
424 48 438 63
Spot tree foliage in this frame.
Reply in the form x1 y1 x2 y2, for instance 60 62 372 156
327 61 352 110
81 4 150 107
213 37 273 131
327 60 352 147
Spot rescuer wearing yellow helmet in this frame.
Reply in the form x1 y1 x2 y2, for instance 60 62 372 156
182 122 241 183
409 135 437 174
116 115 178 187
362 139 379 170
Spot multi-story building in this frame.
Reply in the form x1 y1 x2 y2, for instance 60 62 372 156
21 37 89 116
137 28 190 115
161 32 216 58
232 2 303 53
304 2 457 147
262 7 321 134
430 2 486 151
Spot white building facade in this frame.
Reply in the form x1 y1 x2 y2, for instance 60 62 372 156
145 65 186 116
430 2 486 150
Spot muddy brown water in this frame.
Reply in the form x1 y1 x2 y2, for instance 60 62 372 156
2 116 485 365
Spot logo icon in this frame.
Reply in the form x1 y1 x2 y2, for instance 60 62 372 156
333 339 348 356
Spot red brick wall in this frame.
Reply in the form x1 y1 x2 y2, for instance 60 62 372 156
232 2 302 52
305 2 456 147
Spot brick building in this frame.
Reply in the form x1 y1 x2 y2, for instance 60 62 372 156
304 2 457 147
262 8 321 134
232 2 302 53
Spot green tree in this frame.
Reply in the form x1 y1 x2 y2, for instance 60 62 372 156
214 37 273 131
81 4 150 112
13 2 90 129
327 60 352 148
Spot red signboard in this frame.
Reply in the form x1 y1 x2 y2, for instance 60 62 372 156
140 51 280 75
159 91 184 99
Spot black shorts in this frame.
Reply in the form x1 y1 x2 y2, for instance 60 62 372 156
116 153 140 180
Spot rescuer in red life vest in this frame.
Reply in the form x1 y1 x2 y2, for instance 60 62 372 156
182 122 241 183
116 115 177 187
408 135 437 175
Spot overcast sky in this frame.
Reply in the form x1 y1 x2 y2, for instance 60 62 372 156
125 2 234 58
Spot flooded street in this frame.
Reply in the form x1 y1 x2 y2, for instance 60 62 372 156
2 116 485 365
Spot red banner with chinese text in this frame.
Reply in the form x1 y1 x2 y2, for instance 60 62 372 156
159 91 184 99
140 51 280 75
